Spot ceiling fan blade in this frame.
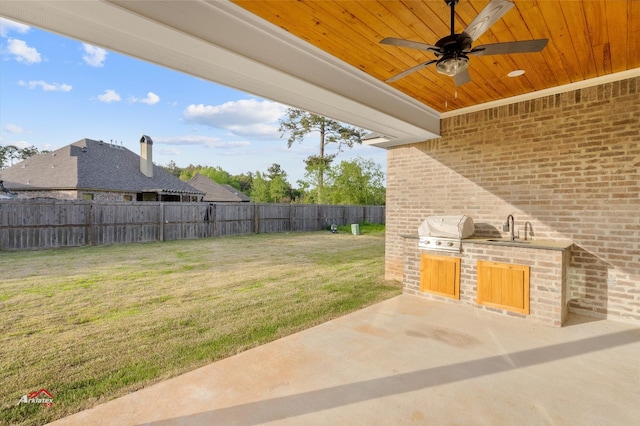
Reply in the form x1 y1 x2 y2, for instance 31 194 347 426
385 60 438 83
468 39 548 56
380 37 439 53
454 68 471 86
463 0 514 42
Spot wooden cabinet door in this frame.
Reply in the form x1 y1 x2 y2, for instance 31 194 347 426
477 261 530 314
420 254 460 299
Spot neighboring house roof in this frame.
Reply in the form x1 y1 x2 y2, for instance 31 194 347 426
0 138 203 196
188 174 250 202
221 184 251 202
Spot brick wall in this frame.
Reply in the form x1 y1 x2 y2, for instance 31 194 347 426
14 190 79 200
386 76 639 323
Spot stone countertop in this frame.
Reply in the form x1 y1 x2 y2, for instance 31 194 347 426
461 236 573 251
401 235 573 251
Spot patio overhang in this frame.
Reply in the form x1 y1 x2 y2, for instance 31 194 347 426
0 0 441 147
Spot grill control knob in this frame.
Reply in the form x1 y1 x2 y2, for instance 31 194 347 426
436 241 441 246
447 242 454 247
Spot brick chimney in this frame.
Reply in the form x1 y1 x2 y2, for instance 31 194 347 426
139 135 153 177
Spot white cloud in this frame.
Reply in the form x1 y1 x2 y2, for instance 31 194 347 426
18 80 72 92
82 43 107 67
4 123 29 134
0 139 33 151
224 123 282 138
6 38 41 64
141 92 160 105
97 89 121 103
0 18 30 37
155 135 250 149
158 147 182 156
14 140 33 149
183 99 287 138
131 92 160 105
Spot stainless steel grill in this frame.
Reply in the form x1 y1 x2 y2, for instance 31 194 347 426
417 215 474 254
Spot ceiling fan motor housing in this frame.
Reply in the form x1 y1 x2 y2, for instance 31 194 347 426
435 33 473 57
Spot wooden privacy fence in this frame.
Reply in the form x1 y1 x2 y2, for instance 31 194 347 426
0 200 385 250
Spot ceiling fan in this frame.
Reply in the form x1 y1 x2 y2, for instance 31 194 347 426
381 0 548 86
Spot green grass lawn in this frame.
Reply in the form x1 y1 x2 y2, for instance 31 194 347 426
0 228 399 425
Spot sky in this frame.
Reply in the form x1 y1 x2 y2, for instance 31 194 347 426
0 17 387 184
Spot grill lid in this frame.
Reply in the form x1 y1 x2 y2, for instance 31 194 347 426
418 215 475 239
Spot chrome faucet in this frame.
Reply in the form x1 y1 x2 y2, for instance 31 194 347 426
503 214 516 241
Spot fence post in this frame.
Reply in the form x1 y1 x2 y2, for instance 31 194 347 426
159 202 164 242
254 203 259 234
210 203 216 237
289 204 294 232
88 202 94 246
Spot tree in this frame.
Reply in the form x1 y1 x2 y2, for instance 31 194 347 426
164 160 181 177
203 166 236 188
266 163 292 203
177 165 243 190
250 172 271 202
249 164 292 203
0 145 18 169
1 144 43 169
19 146 41 160
199 166 232 186
234 172 254 194
278 108 365 204
296 167 323 204
163 163 255 195
269 175 290 203
266 163 285 180
178 165 198 181
325 157 386 205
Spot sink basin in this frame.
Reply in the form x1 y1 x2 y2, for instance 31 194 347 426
486 239 531 244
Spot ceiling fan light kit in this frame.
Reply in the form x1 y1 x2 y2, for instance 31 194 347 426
436 55 469 77
381 0 548 86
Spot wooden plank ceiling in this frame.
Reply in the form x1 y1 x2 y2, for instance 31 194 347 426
232 0 640 113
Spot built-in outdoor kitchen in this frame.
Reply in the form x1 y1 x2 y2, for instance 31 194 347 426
384 76 639 327
403 215 572 327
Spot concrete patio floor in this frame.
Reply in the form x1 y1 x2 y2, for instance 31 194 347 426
50 295 640 426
